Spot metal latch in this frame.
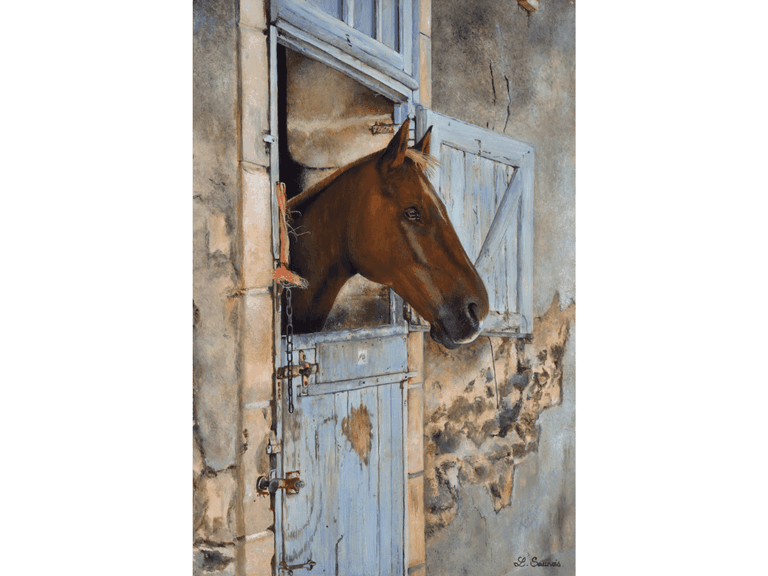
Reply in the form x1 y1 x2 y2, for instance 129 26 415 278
256 470 303 495
279 558 316 575
266 436 281 455
277 352 317 381
277 351 318 397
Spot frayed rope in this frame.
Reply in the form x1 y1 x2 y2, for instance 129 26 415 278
272 182 308 288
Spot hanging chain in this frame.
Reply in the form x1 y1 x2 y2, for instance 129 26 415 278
285 286 295 414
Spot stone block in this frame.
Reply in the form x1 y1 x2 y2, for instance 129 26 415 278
409 564 426 576
240 26 270 167
419 0 431 38
419 34 432 109
240 0 267 30
195 468 238 545
242 407 273 535
243 291 274 406
408 476 426 567
407 385 424 474
243 531 274 576
242 165 274 290
407 332 424 383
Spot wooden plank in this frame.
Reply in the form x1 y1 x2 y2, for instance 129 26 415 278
403 0 414 76
487 162 508 314
353 0 374 38
282 390 338 572
269 26 280 259
399 381 408 573
335 388 381 575
375 0 383 42
306 0 342 19
482 311 523 333
474 167 522 273
381 0 399 50
342 0 354 26
317 335 408 383
519 152 534 333
303 371 415 397
445 145 465 245
478 156 496 310
464 152 483 260
377 385 393 576
504 165 519 313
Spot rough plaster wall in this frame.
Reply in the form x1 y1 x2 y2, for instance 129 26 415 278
193 0 241 571
424 295 574 574
426 1 575 573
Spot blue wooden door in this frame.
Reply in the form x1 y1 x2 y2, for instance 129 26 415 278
279 332 410 575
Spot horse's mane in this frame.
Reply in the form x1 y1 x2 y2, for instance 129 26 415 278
286 148 439 212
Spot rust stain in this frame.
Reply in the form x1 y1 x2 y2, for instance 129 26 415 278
341 403 373 465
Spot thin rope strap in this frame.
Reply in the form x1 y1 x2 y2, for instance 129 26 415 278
272 182 307 288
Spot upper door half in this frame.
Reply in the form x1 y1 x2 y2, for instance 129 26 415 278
416 106 534 335
271 0 419 102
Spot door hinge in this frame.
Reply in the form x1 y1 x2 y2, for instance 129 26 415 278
265 431 281 454
256 470 303 495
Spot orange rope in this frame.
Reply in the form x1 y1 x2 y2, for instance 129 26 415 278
272 182 308 288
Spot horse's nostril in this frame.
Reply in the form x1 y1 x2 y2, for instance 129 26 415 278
467 302 479 325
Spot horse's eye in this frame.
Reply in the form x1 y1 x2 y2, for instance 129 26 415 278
404 207 420 222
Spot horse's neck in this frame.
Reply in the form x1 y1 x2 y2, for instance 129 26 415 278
288 178 355 333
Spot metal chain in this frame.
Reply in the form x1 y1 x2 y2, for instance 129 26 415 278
285 286 294 414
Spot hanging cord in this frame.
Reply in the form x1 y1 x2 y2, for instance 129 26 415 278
488 336 500 410
272 182 307 415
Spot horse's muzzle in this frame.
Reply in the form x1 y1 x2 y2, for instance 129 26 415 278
430 297 487 349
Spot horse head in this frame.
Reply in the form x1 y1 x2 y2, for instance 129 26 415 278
345 119 490 349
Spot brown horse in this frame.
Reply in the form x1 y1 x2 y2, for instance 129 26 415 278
286 119 489 349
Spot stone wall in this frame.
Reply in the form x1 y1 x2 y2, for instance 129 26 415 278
424 1 576 574
194 1 275 574
193 3 241 571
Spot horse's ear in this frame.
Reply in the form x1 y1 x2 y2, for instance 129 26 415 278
380 118 410 171
412 126 432 156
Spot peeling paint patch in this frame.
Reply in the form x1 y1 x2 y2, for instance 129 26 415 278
424 293 575 535
341 403 373 465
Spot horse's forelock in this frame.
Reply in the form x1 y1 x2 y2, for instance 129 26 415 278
405 149 440 178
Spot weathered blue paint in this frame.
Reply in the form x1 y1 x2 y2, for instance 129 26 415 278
306 0 343 20
271 0 417 100
280 333 407 575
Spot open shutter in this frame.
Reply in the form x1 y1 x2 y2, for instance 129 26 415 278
415 106 534 335
271 0 419 102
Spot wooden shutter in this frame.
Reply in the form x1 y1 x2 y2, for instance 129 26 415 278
416 106 535 335
271 0 418 102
